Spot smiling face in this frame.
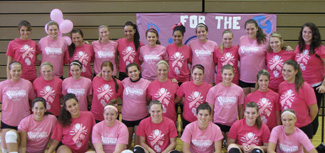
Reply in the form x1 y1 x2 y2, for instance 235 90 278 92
104 108 118 125
281 112 296 130
196 27 208 41
258 75 269 92
150 104 163 123
245 107 259 126
146 32 158 47
19 26 31 40
127 65 140 81
41 65 53 81
32 101 46 121
10 63 22 82
124 25 135 41
65 98 80 118
173 30 184 46
282 64 297 83
245 23 258 39
222 33 233 48
72 32 83 47
197 109 211 126
101 66 113 81
192 68 204 85
302 26 313 45
270 37 282 52
47 25 59 39
157 63 168 81
222 69 234 85
99 27 110 42
70 65 81 80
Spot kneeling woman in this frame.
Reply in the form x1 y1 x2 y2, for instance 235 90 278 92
267 109 317 153
134 100 179 153
227 102 270 153
47 93 96 153
181 103 223 153
18 97 57 153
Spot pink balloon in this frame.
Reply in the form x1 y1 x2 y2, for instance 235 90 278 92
59 19 73 33
44 23 48 34
50 9 64 23
63 36 72 45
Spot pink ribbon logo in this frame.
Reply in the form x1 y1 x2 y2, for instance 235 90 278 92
123 46 135 62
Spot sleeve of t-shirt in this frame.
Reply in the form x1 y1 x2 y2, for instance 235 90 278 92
64 46 69 65
90 46 95 63
168 120 178 138
117 80 124 99
147 83 153 100
18 117 28 132
6 41 15 57
139 48 144 61
213 48 219 64
28 81 36 100
238 88 245 105
57 79 63 97
228 121 239 140
117 124 129 145
180 123 192 143
316 45 325 58
62 81 67 95
303 83 317 106
176 83 185 98
213 126 224 142
91 124 102 144
274 94 281 111
268 126 280 143
0 82 3 102
163 47 168 61
262 124 271 144
206 88 215 105
87 79 92 96
299 130 315 151
244 95 250 106
136 120 146 137
188 47 192 63
51 123 63 141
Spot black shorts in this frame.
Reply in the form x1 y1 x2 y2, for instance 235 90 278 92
239 80 255 88
299 123 313 139
119 72 128 81
1 121 18 130
215 123 231 133
55 141 64 151
122 117 146 127
182 117 191 130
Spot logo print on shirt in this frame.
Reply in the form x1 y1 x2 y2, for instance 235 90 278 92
70 123 88 148
144 55 160 62
268 55 284 78
217 96 237 108
240 132 259 146
148 129 164 153
194 49 212 58
20 44 35 66
192 136 213 149
257 98 272 123
280 89 295 109
188 91 204 116
101 136 117 145
221 52 235 66
154 88 171 113
97 84 113 107
40 86 56 110
125 87 143 96
295 50 310 71
240 46 259 54
44 47 62 55
171 52 184 75
27 131 48 140
97 51 114 58
5 90 26 100
279 143 299 152
122 46 136 65
74 51 89 72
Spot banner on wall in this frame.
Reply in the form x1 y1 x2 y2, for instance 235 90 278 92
136 13 277 46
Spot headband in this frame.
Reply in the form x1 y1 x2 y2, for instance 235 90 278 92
192 64 205 71
104 105 118 113
281 111 296 118
70 61 82 67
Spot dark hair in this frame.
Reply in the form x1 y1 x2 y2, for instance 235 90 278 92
268 32 287 53
219 30 233 53
172 23 186 36
125 63 140 75
195 23 208 33
146 28 161 45
32 97 52 116
298 22 322 55
70 60 83 69
124 21 140 52
8 61 22 70
245 102 262 129
192 64 205 74
196 103 212 115
221 64 234 74
18 20 32 31
254 69 270 91
149 100 163 111
68 28 84 58
283 60 304 92
245 19 267 45
101 61 119 93
58 93 79 127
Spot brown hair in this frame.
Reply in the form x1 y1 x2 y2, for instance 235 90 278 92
283 60 304 92
245 19 267 45
245 102 262 129
254 69 270 91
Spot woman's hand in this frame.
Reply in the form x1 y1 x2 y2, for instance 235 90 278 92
316 84 325 93
285 46 293 51
171 78 178 83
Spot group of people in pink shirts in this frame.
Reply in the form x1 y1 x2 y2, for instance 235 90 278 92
0 18 323 153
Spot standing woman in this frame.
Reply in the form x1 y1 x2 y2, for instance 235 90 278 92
181 103 223 153
92 25 118 76
139 28 168 82
0 61 36 153
122 63 151 148
167 23 192 84
189 23 218 84
18 97 57 153
6 20 38 82
147 60 179 123
175 64 212 130
267 109 317 153
214 30 239 85
33 62 62 116
38 21 69 79
68 28 94 79
91 61 123 122
279 60 318 139
295 22 325 135
62 60 92 111
227 102 270 153
117 21 144 80
266 32 295 92
245 69 281 130
47 93 96 153
239 19 268 95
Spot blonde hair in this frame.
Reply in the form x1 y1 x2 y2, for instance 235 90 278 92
268 32 287 53
219 30 233 54
98 25 110 42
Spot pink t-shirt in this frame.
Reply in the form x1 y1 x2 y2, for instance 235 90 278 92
177 81 212 122
245 90 280 129
38 36 69 77
147 79 179 122
228 119 270 146
52 111 96 153
92 120 128 153
139 45 168 82
92 40 118 75
181 121 223 153
189 39 218 84
278 81 317 127
206 83 245 126
238 35 268 83
269 126 315 153
62 77 92 111
214 45 240 85
91 77 123 121
266 50 295 91
68 44 94 79
117 38 144 73
0 79 36 126
6 38 38 81
166 43 192 82
295 45 325 86
122 78 150 121
18 114 57 153
136 116 178 153
33 76 62 116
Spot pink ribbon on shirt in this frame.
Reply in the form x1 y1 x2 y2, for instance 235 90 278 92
243 135 256 146
269 60 282 70
22 47 34 59
259 102 271 117
172 56 183 68
189 94 201 108
78 54 89 66
97 89 111 100
123 50 134 62
157 92 170 106
280 95 292 108
150 133 164 146
296 54 309 64
221 55 234 66
42 88 54 103
72 127 85 143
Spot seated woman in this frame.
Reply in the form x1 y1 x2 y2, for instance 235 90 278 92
134 100 179 153
181 103 223 153
227 102 270 153
267 109 317 153
18 97 57 153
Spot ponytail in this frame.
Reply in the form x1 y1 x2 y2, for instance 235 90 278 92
124 21 140 52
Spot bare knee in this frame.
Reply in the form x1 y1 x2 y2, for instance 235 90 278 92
57 145 72 153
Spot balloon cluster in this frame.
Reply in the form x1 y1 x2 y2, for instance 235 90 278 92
46 8 73 45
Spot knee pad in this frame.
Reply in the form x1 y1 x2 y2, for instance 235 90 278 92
228 147 241 153
252 148 263 153
133 146 146 153
5 131 17 143
1 148 8 153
